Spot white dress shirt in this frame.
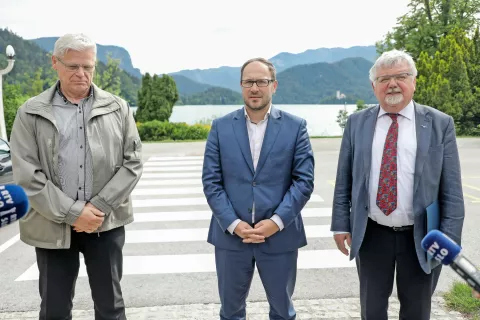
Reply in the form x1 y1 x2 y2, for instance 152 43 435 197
227 105 285 234
334 100 417 234
369 100 417 227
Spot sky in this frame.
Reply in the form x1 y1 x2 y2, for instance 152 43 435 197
0 0 411 74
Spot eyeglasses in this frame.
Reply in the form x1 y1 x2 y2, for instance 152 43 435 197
375 72 413 84
241 79 274 88
56 56 95 73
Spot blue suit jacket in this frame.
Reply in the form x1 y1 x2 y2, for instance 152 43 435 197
331 102 465 274
202 106 315 253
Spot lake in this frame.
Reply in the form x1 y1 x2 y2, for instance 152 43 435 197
132 104 363 136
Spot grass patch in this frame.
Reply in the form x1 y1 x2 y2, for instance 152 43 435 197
443 281 480 319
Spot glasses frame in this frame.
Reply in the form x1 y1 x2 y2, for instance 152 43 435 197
56 56 95 73
241 79 275 88
374 72 413 84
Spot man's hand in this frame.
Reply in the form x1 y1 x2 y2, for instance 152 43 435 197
334 233 352 256
234 221 265 243
73 205 105 233
242 219 279 243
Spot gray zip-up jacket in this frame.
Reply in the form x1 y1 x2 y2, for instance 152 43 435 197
10 83 143 249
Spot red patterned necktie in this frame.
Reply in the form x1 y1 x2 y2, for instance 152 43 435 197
376 113 399 216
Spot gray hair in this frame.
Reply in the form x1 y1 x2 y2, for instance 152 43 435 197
369 49 417 82
53 33 97 59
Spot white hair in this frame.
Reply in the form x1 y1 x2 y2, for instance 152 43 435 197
369 49 417 82
53 33 97 59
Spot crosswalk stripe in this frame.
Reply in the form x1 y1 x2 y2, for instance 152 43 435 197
132 194 324 208
144 166 202 172
141 172 202 179
132 187 204 196
148 156 203 161
125 225 332 243
0 234 20 255
15 250 355 281
133 208 332 222
137 179 201 187
144 161 203 167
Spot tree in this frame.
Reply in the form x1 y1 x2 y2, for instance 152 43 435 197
336 109 348 133
2 82 29 138
416 27 480 133
376 0 480 60
355 99 368 112
94 54 121 96
135 73 179 122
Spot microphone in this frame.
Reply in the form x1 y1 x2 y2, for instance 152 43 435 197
421 230 480 292
0 184 29 228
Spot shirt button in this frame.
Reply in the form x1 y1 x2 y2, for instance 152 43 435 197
252 181 256 186
80 165 83 169
78 187 82 190
80 126 83 130
80 145 83 149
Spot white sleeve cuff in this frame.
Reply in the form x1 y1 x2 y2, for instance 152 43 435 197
333 231 350 234
270 214 284 231
227 219 242 235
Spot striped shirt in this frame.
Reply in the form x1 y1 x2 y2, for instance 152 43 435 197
52 82 94 201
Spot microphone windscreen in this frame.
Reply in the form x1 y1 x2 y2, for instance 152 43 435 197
0 184 29 227
421 230 461 265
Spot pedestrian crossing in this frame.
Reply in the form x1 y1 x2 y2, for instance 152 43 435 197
14 155 356 282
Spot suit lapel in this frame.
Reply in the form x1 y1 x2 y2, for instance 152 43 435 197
363 105 379 186
254 107 282 178
232 108 254 174
413 102 432 193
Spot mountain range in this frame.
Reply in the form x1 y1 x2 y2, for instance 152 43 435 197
27 36 378 104
171 46 378 93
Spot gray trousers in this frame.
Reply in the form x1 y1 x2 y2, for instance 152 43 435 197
35 226 126 320
356 218 442 320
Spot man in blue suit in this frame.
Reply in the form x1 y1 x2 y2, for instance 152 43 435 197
202 57 315 320
331 49 465 319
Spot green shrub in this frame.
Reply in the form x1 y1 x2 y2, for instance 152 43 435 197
137 121 210 141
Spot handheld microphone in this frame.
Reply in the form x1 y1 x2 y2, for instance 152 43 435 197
421 230 480 292
0 184 29 228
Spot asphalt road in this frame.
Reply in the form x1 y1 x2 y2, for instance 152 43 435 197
0 137 479 313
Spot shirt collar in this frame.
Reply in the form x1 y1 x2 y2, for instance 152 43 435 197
244 104 271 122
378 100 414 120
55 80 94 105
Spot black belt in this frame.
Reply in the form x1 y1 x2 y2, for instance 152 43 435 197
368 218 413 232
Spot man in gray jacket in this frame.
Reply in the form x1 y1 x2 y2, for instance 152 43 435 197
10 33 143 320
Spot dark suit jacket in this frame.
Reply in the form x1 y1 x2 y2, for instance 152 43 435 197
202 106 315 253
331 101 465 273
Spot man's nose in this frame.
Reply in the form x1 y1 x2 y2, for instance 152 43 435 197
249 83 260 92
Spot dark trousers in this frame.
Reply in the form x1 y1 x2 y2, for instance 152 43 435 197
215 246 297 320
356 218 442 320
35 226 126 320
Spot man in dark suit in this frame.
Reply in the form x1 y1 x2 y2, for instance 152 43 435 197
331 49 465 319
202 57 315 320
